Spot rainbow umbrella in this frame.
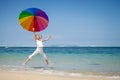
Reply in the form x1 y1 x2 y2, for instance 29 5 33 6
19 8 49 32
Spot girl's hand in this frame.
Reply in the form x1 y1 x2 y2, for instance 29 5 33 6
32 28 35 31
49 35 52 38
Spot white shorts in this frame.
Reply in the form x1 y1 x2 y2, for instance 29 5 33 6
28 47 47 60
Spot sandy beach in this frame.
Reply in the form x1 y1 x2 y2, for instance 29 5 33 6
0 70 119 80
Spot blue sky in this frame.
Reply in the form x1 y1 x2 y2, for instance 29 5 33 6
0 0 120 47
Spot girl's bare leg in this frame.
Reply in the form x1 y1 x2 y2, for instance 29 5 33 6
39 48 50 67
23 58 31 65
23 48 39 65
45 59 49 66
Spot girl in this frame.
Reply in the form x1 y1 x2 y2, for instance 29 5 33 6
23 28 51 66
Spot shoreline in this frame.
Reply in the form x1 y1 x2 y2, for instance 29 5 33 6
0 65 120 80
1 70 120 80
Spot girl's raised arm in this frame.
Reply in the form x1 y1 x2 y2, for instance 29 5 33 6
42 35 52 42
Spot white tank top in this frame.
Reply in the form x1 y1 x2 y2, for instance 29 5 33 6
36 40 43 47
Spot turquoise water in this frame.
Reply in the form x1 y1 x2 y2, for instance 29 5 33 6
0 47 120 73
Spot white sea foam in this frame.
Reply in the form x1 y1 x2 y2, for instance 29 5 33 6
35 69 120 79
69 73 83 77
107 76 120 79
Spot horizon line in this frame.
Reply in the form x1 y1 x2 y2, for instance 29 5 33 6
0 45 120 47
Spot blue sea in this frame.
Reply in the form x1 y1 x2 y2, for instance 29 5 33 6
0 47 120 78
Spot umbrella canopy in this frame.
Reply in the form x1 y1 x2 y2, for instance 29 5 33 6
19 8 49 32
